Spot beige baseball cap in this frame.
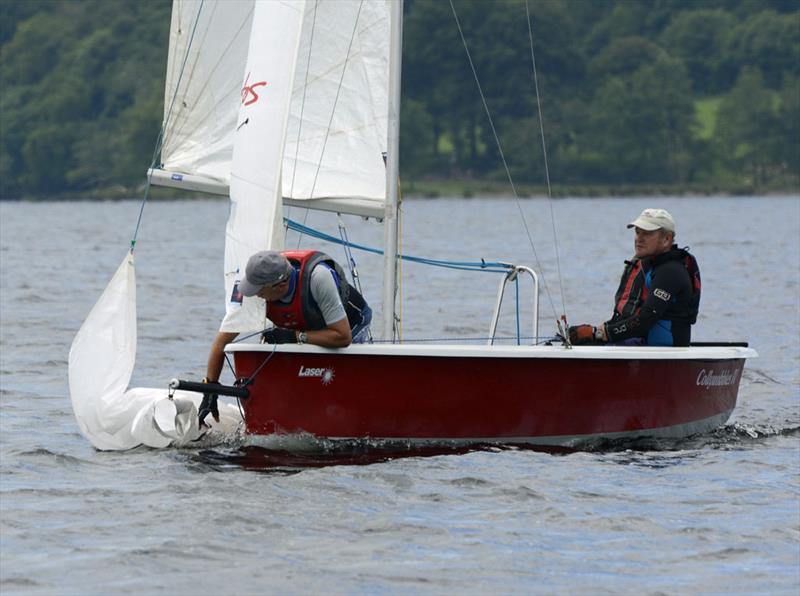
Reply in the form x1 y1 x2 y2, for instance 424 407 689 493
627 208 675 233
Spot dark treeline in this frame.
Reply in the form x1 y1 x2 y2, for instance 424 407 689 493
1 0 798 199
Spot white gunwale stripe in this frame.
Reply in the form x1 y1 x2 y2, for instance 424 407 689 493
226 343 757 361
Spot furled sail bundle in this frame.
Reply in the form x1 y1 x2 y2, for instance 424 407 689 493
68 253 242 450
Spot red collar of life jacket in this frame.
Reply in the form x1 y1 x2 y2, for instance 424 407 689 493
265 250 330 330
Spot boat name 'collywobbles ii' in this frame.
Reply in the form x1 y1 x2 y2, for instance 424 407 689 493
696 369 739 388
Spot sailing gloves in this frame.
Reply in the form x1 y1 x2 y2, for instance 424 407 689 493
198 377 219 428
261 327 296 344
568 324 605 345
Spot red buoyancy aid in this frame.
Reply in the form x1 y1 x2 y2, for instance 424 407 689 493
615 259 647 318
266 250 359 330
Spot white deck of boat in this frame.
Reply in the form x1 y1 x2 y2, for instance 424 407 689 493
226 342 757 360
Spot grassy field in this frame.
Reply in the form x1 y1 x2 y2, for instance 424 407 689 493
695 97 723 140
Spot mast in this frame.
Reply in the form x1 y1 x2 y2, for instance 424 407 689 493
381 0 403 342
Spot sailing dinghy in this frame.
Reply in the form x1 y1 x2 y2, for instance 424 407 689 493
70 0 756 451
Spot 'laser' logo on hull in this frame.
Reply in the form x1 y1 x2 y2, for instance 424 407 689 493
298 365 335 385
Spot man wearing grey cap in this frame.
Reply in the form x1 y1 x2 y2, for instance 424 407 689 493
568 208 701 347
199 250 371 424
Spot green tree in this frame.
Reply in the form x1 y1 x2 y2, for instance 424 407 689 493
715 67 781 186
584 56 696 183
724 10 800 89
778 75 800 178
660 9 736 94
399 98 437 178
588 36 666 83
0 0 169 197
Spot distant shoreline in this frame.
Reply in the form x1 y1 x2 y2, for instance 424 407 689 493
1 178 798 201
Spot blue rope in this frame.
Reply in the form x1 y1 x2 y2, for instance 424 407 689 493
285 218 512 274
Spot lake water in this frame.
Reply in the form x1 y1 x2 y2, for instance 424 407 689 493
1 196 798 594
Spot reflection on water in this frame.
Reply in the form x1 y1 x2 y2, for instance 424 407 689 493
185 444 486 474
181 423 799 473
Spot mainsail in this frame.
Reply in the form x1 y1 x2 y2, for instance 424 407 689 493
151 0 390 215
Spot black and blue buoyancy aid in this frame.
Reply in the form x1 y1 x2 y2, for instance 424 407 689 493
611 246 700 346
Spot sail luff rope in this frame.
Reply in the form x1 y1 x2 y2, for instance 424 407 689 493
295 0 365 249
396 175 403 340
131 0 206 251
525 0 567 320
448 0 559 323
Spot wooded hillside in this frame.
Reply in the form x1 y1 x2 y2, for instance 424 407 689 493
1 0 798 198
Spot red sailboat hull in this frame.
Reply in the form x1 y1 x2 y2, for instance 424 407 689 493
228 344 754 447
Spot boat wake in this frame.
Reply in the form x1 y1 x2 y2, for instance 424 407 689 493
579 422 800 454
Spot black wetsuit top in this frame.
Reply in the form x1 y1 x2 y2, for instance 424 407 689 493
605 246 700 347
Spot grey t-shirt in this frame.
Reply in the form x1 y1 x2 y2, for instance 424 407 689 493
276 265 346 326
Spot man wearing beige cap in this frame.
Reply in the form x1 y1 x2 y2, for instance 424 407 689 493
568 208 701 347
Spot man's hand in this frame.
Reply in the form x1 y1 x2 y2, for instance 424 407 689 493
198 392 219 427
261 327 297 344
568 324 598 345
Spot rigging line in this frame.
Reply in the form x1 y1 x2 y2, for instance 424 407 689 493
287 0 319 226
131 0 206 250
525 0 567 319
309 0 364 198
336 220 374 343
285 218 512 272
448 0 559 322
162 6 253 148
238 343 279 386
295 0 365 249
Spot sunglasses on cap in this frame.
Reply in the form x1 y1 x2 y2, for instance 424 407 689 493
268 271 290 288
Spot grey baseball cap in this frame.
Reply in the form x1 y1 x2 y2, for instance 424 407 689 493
238 251 292 297
627 208 676 233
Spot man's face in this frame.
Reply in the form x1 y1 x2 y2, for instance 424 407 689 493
256 278 290 301
634 227 672 258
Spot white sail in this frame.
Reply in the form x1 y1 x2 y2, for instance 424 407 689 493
68 253 241 451
160 0 255 184
220 0 305 332
282 0 389 202
155 0 389 213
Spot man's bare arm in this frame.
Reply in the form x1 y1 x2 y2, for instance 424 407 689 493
206 331 239 382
